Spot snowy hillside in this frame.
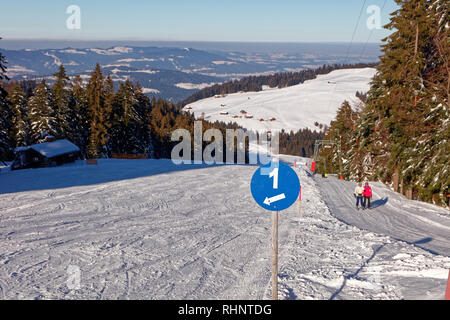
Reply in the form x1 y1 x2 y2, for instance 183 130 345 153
184 68 376 132
0 159 449 299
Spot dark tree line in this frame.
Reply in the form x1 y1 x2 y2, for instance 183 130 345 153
279 128 324 158
0 56 250 162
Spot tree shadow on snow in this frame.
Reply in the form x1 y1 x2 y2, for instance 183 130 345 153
0 159 260 195
329 237 434 300
402 237 438 255
329 243 387 300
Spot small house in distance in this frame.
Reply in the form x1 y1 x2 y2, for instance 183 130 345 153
11 139 80 171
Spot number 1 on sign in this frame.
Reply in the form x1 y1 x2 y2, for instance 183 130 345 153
270 168 279 189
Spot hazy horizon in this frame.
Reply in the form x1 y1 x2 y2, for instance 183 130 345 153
0 39 383 56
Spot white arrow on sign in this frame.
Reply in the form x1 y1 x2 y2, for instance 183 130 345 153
264 193 286 206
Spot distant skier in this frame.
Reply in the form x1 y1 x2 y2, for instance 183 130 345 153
354 183 364 210
363 182 373 210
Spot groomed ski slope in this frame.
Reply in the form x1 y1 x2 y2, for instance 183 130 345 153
0 159 449 300
316 175 450 257
184 68 376 132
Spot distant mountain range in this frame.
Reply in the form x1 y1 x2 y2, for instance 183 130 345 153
1 44 380 102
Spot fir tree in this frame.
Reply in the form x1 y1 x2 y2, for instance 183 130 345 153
0 39 13 161
87 64 111 158
9 84 29 147
110 79 139 153
68 75 89 158
29 80 56 142
51 65 71 138
318 101 359 176
325 0 449 205
133 82 154 156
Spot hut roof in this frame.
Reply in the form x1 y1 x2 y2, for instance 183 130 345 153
16 140 80 159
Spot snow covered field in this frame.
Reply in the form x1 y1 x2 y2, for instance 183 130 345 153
0 159 449 300
184 68 376 132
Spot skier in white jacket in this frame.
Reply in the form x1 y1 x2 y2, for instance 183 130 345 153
354 183 364 210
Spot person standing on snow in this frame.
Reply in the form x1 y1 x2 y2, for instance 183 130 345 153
363 182 373 210
354 183 364 210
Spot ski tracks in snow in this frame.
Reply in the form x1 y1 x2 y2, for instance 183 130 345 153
315 175 450 256
1 160 449 299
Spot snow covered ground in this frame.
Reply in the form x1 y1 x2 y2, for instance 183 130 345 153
184 68 376 132
0 159 449 300
316 175 450 257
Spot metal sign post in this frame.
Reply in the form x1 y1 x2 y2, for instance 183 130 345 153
251 161 300 300
298 186 302 216
272 211 278 300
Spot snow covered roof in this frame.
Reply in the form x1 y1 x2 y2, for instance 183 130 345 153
16 140 80 158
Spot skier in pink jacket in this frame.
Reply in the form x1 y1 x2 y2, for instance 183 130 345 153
363 182 373 210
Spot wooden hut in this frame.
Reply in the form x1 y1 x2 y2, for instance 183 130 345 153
11 139 80 171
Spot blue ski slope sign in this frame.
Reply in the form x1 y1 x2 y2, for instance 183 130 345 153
251 161 301 212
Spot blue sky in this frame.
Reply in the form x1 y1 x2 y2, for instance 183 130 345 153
0 0 398 43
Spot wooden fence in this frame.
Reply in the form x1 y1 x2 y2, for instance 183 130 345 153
111 154 150 160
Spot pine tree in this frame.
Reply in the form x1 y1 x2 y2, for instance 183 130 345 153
9 84 30 147
326 0 449 206
109 79 155 154
112 79 139 153
117 79 137 127
29 79 57 142
0 40 13 161
0 86 10 158
318 101 358 176
133 82 154 157
51 65 70 138
87 64 111 158
68 75 89 157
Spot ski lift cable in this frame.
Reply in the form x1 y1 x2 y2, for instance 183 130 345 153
344 0 368 65
344 0 391 137
360 0 388 58
325 0 368 115
321 0 368 174
350 0 389 133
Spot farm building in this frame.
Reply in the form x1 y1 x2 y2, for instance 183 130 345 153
11 139 81 171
